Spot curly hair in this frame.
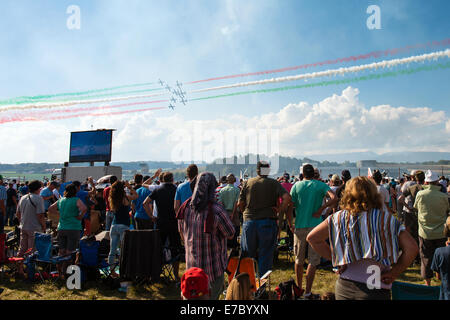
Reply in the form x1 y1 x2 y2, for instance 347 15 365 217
339 176 383 215
109 181 125 212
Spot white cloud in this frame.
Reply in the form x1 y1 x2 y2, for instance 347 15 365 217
1 86 448 164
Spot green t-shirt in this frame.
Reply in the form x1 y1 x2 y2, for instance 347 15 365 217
239 176 287 221
291 179 330 229
57 197 82 231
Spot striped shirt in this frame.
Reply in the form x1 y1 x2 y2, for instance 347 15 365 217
178 201 235 283
327 208 405 267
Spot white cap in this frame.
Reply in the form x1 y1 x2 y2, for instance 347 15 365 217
410 170 417 176
424 170 439 183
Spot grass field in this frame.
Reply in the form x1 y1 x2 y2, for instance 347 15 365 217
0 232 440 300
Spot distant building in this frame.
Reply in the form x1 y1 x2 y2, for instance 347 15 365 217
356 160 378 168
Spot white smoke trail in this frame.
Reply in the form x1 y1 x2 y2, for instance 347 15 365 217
1 49 449 112
190 49 450 94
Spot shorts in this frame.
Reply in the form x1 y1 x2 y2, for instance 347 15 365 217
294 227 320 267
58 229 81 252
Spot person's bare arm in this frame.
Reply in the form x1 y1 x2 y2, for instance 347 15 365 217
238 200 245 214
76 199 87 220
143 196 154 220
279 193 291 215
380 230 419 285
174 199 181 214
312 190 337 218
48 201 58 216
286 201 295 234
143 168 162 188
124 181 139 201
306 219 332 261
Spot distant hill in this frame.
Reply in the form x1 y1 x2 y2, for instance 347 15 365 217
305 151 450 163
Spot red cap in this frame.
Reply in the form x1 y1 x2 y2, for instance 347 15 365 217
181 267 209 299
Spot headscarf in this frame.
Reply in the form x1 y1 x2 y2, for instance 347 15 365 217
191 172 218 212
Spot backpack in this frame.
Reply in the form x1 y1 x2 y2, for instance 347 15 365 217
275 279 302 300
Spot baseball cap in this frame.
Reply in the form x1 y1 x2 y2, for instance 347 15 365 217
424 170 439 183
181 268 209 299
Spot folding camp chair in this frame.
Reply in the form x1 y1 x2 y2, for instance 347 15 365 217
225 251 272 299
76 238 118 284
161 244 184 284
391 281 441 300
274 236 294 264
0 233 25 278
25 232 74 282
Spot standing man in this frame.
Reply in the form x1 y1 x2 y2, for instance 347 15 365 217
174 164 198 214
5 182 18 227
218 174 241 249
144 172 181 281
278 173 294 241
134 170 161 230
40 181 59 213
15 180 46 277
399 170 425 246
0 175 7 233
414 170 450 286
289 164 337 299
103 176 118 231
238 161 291 277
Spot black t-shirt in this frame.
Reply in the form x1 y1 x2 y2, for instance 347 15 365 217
6 188 17 207
148 183 177 225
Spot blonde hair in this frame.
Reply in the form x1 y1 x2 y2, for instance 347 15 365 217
340 176 383 215
225 273 253 300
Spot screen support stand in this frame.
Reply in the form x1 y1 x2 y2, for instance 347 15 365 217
90 162 94 167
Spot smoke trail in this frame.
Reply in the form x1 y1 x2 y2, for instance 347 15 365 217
5 99 169 121
186 38 450 84
1 62 448 125
0 87 165 106
0 91 168 113
0 82 158 106
0 105 168 125
190 62 450 102
190 49 450 94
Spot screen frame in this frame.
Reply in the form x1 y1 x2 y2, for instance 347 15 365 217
69 129 113 163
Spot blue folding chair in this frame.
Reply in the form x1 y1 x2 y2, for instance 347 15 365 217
77 239 118 282
391 281 441 300
25 233 74 281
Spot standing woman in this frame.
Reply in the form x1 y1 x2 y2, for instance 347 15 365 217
108 180 138 278
307 176 419 300
48 183 87 278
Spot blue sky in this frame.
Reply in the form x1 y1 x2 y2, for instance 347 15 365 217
0 0 449 163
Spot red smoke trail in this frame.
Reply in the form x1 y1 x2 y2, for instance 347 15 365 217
186 38 450 84
0 104 168 125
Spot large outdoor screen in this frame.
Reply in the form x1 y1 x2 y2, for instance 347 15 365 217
69 130 113 163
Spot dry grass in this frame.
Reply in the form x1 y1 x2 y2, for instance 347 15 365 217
0 227 440 300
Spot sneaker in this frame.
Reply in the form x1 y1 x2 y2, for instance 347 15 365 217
304 292 321 300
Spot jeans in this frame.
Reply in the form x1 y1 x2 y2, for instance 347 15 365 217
5 206 16 226
105 211 114 231
241 219 278 277
108 224 129 265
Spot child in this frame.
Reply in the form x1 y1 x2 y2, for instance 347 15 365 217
431 216 450 300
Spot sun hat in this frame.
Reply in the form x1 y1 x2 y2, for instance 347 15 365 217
424 170 439 183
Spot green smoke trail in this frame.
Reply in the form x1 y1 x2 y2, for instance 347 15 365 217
0 82 159 106
189 63 450 102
